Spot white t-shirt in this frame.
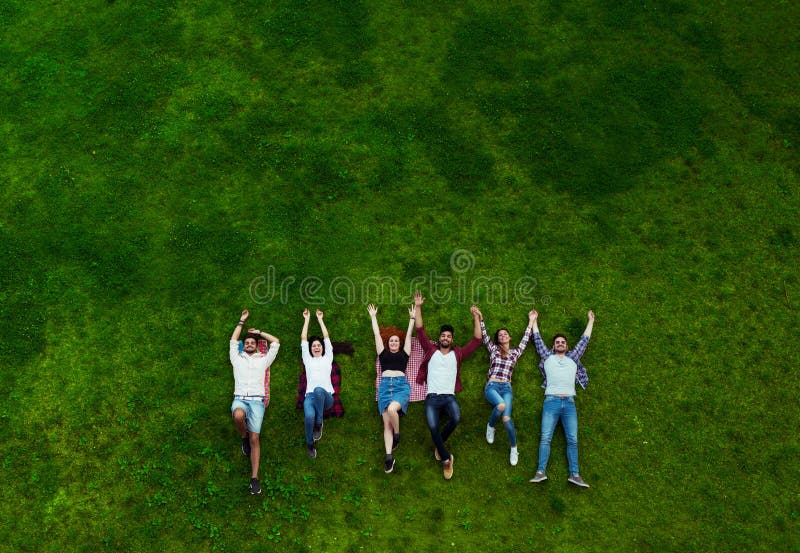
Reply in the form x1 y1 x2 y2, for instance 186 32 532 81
301 338 334 394
543 354 577 396
426 350 458 394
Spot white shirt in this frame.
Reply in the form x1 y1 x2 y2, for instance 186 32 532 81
301 338 334 394
544 354 577 396
426 350 458 394
229 340 280 396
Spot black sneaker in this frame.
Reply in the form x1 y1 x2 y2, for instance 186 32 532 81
392 433 400 452
312 423 323 442
241 433 251 457
307 444 317 459
384 456 396 474
249 478 261 495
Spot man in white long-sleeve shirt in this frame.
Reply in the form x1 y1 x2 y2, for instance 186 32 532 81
229 309 280 495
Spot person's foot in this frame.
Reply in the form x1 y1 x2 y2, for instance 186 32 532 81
392 433 400 452
486 424 495 444
249 478 261 495
442 454 454 480
509 447 519 466
384 456 395 474
568 474 590 488
529 471 547 483
312 423 323 442
307 444 317 459
241 433 250 457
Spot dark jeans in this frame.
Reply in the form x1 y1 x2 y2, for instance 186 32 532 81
424 393 461 462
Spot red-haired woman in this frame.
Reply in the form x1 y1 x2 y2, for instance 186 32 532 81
367 303 415 473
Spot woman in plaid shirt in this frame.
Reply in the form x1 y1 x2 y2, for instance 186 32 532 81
472 306 536 466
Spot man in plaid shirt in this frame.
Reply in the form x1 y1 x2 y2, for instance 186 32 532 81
528 309 595 488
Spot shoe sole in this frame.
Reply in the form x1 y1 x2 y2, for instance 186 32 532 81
529 475 547 483
384 459 395 474
568 480 589 488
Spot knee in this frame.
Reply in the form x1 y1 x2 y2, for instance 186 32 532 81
496 403 506 412
249 432 259 446
502 416 511 423
233 409 246 423
388 403 401 415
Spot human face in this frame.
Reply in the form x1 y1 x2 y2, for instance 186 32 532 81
310 339 324 357
388 335 401 353
496 329 510 346
439 331 453 348
553 337 568 354
243 338 258 354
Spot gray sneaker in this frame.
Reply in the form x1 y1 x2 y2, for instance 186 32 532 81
307 444 317 459
568 474 590 488
486 424 495 444
529 471 547 483
312 423 323 442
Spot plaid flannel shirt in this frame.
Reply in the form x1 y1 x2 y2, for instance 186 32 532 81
532 332 590 390
481 321 532 383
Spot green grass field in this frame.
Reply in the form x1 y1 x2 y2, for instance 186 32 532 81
1 0 799 551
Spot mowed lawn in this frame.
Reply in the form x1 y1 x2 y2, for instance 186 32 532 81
1 0 798 551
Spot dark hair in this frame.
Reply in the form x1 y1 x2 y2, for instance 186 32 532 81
493 328 510 343
439 324 455 335
243 333 260 343
308 336 325 356
552 333 568 345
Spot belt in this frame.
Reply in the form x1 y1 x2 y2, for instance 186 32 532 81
234 395 265 400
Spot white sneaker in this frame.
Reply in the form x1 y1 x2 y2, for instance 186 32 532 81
486 424 495 444
509 448 519 466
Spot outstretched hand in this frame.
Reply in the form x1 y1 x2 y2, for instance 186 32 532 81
414 290 424 306
241 309 249 321
316 309 324 319
302 308 310 320
587 310 595 322
471 305 483 320
367 304 378 317
408 305 416 319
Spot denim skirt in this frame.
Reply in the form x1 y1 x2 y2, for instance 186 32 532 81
377 375 411 415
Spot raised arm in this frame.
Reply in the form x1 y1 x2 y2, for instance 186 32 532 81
316 309 330 339
247 327 280 344
530 309 540 334
405 305 415 355
231 309 249 341
472 305 482 340
300 308 311 341
413 290 424 329
583 310 595 338
367 304 384 355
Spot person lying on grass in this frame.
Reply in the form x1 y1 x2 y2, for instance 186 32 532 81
472 306 536 467
300 308 335 459
229 309 280 495
413 290 482 480
528 309 595 488
367 303 416 474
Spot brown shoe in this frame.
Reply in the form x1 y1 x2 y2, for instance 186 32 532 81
443 454 454 480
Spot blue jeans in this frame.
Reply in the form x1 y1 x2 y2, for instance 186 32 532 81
424 394 460 462
484 381 516 446
537 395 579 474
303 387 333 445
